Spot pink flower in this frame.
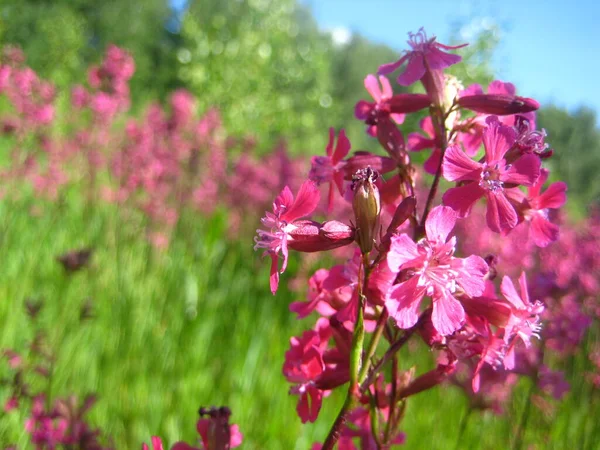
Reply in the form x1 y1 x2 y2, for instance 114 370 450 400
442 116 541 233
283 326 328 423
197 418 243 449
4 396 18 412
290 268 337 319
407 116 442 174
355 75 405 137
71 85 89 109
500 272 544 370
454 81 539 157
538 366 570 400
255 180 321 294
514 168 567 247
378 28 466 86
385 206 488 335
309 128 350 211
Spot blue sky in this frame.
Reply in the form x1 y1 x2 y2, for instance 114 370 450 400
301 0 599 118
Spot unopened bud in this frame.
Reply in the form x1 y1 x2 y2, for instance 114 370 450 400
287 220 354 252
351 167 381 255
457 94 539 115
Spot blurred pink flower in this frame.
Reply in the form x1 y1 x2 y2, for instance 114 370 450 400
379 28 466 86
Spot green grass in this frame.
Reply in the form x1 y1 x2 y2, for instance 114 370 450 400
0 191 599 449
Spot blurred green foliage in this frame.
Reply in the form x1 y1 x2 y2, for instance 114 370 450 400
0 0 180 101
538 106 600 215
178 0 334 153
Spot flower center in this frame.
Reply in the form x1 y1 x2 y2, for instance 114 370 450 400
479 163 504 192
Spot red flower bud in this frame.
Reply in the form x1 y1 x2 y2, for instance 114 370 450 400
287 220 354 253
387 93 432 114
457 94 539 115
351 168 381 255
398 351 457 399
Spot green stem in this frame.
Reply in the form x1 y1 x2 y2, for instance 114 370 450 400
322 394 356 450
512 379 536 450
360 326 416 392
358 309 387 384
322 253 371 450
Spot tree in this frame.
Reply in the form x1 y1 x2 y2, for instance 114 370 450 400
537 106 600 214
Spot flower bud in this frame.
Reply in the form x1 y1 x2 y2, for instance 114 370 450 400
287 220 355 252
351 167 381 255
398 351 457 399
457 94 539 115
387 93 432 114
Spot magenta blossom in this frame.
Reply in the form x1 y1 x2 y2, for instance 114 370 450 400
442 116 541 233
407 116 442 174
378 28 466 86
255 180 321 294
197 418 243 449
385 206 488 335
500 272 544 370
354 74 405 136
455 81 539 156
510 168 567 247
283 320 330 423
309 128 350 211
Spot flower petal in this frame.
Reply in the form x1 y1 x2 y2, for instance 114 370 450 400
536 181 567 210
442 184 485 218
502 153 541 186
432 292 465 336
530 214 559 247
425 205 457 243
407 132 434 152
354 100 373 121
397 54 426 86
364 74 382 102
442 145 482 182
423 147 443 175
482 117 517 163
269 253 280 295
378 54 407 76
386 277 425 329
332 129 351 163
387 233 420 272
485 191 517 233
500 275 525 309
427 46 462 70
455 255 488 297
281 180 320 222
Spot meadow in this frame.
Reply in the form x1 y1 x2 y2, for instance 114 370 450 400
0 20 599 450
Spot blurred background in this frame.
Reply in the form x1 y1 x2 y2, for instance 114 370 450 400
0 0 598 448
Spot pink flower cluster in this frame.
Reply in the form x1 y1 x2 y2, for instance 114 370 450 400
0 47 55 128
255 28 579 449
0 45 309 248
2 300 113 450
